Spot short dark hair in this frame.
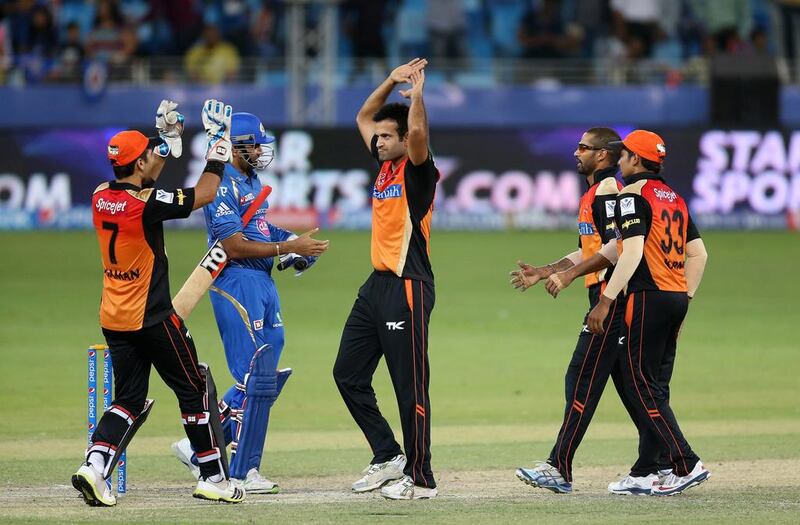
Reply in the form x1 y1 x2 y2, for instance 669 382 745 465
623 146 662 174
372 103 409 138
586 127 621 165
111 139 156 179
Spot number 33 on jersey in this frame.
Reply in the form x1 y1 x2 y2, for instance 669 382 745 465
615 174 701 293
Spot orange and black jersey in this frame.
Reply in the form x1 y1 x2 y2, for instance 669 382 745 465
615 172 701 293
92 181 195 331
577 167 622 288
369 138 439 283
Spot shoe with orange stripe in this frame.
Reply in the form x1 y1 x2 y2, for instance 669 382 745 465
651 461 710 496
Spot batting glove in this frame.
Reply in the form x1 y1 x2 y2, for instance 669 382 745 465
202 99 233 163
155 99 185 158
276 235 318 276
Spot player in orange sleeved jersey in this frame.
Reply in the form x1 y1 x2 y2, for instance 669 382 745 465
587 130 711 496
511 128 643 494
333 58 440 500
72 100 245 506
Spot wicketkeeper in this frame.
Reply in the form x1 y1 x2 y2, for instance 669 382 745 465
73 99 245 506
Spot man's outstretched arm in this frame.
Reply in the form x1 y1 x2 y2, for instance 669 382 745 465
510 249 583 291
544 240 618 298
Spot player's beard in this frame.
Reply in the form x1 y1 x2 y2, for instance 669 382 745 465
576 158 593 176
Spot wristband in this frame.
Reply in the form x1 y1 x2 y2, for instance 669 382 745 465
276 243 281 257
204 160 225 178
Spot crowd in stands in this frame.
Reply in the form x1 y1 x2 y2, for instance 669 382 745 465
0 0 793 86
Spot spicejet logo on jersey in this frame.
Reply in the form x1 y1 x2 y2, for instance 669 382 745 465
653 188 677 202
373 184 402 200
96 198 127 215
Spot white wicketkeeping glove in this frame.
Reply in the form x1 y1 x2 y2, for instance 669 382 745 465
155 99 184 158
202 99 233 163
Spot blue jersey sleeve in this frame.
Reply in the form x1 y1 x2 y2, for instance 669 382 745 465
205 177 243 242
268 223 295 242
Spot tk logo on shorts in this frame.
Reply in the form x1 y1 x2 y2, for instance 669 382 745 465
386 321 405 331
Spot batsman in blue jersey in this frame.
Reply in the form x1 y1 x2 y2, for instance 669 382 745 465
172 112 329 493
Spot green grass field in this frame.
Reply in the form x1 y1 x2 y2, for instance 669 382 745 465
1 230 798 523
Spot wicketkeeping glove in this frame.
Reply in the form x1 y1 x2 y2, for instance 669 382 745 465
155 99 185 158
202 99 233 163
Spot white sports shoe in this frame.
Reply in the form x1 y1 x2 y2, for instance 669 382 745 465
657 468 673 484
351 454 406 493
239 468 279 494
515 462 573 494
71 464 116 507
608 473 659 495
380 475 438 500
171 438 201 480
193 478 246 503
651 461 710 496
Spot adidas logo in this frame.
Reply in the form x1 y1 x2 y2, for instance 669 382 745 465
215 202 235 218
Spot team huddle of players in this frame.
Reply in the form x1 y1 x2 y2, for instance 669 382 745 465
511 127 710 497
73 59 707 507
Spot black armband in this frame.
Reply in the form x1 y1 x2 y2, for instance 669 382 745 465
204 160 225 178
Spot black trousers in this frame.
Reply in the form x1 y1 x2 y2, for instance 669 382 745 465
547 285 640 482
333 272 436 488
621 290 700 477
93 313 221 478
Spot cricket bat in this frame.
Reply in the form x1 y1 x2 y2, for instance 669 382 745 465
172 185 272 319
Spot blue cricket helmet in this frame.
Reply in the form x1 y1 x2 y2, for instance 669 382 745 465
230 112 275 170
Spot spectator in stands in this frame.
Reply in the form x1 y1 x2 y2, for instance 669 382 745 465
145 0 203 56
343 0 394 80
110 26 140 74
687 0 753 55
185 23 241 84
518 0 578 59
571 0 613 58
251 0 282 59
86 0 125 63
747 26 771 55
610 0 667 59
15 4 58 83
5 0 34 55
427 0 466 67
50 20 85 82
22 4 58 57
207 0 255 56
